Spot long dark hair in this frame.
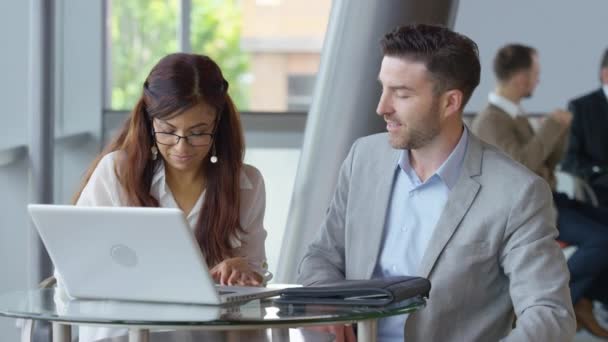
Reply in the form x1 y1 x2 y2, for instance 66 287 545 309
74 53 245 266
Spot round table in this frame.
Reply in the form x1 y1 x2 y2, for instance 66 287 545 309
0 288 425 342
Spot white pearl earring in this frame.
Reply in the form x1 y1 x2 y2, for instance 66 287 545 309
210 143 218 164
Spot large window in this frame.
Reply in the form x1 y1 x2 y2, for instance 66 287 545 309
106 0 331 112
107 0 178 109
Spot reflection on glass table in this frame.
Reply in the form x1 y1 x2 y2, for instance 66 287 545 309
0 288 425 342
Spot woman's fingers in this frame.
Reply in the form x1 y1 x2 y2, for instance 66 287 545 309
210 267 221 282
227 269 240 285
211 262 231 285
211 258 262 286
221 267 233 285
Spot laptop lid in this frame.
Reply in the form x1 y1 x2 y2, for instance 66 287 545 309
28 204 279 305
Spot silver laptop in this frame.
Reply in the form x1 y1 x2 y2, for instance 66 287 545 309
28 204 282 305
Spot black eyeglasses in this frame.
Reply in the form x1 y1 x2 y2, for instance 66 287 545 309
153 131 214 147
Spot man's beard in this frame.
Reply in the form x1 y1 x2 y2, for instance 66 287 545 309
404 124 440 150
392 100 441 150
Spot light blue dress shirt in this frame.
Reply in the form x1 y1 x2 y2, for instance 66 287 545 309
372 128 469 342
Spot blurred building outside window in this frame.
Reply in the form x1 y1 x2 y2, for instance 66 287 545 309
107 0 330 112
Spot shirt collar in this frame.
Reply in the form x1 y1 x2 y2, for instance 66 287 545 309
397 126 469 190
488 92 522 118
151 161 254 199
602 84 608 100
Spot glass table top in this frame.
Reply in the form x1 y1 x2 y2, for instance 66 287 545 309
0 288 425 327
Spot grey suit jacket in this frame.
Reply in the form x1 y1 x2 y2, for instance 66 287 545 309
297 131 575 342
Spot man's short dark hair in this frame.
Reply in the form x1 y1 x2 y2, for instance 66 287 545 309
601 48 608 70
493 44 537 82
380 24 481 108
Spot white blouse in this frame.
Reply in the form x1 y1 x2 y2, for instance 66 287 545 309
55 151 269 342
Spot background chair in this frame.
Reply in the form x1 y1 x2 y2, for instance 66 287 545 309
555 170 600 207
554 170 601 259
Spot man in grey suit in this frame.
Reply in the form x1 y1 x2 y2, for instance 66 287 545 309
297 24 575 341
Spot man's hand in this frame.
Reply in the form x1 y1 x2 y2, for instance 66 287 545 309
210 257 262 286
550 109 572 128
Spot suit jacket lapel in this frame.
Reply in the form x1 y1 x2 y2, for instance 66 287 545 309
514 116 534 140
363 146 400 278
417 133 483 278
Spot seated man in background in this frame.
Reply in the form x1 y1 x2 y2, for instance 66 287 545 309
298 24 575 342
561 48 608 206
472 43 608 338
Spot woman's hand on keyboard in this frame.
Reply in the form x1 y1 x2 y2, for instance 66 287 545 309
211 257 263 286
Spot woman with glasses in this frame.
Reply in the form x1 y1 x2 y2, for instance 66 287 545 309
57 53 270 342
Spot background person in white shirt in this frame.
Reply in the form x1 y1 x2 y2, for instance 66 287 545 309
56 53 269 342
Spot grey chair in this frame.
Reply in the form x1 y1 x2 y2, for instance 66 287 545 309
554 170 600 259
555 170 599 207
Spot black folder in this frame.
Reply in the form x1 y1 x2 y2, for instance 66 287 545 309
276 276 430 306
